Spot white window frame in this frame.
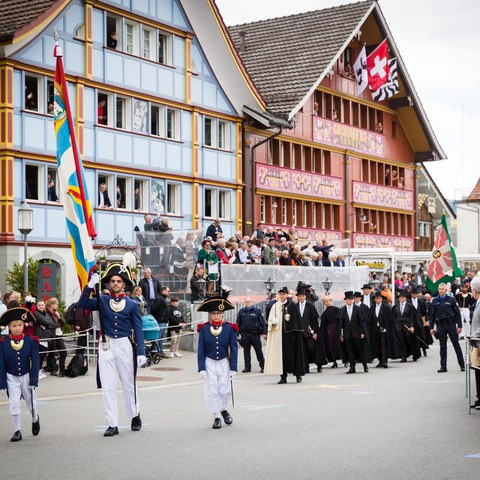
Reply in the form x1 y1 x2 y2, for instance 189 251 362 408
106 14 122 51
158 31 172 65
150 103 165 137
134 178 148 212
204 117 214 147
418 221 431 238
116 176 131 210
124 20 139 56
115 95 131 130
47 167 61 203
97 174 115 209
166 107 179 140
282 198 287 225
218 190 231 220
218 120 229 150
279 141 284 167
141 26 155 61
312 203 317 228
204 188 216 219
24 74 47 113
290 145 295 169
25 163 45 203
260 196 265 223
302 201 307 227
97 91 113 126
166 182 181 215
293 201 298 226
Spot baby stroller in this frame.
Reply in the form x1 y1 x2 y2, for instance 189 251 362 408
142 314 161 367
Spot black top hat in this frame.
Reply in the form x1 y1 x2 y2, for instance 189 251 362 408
0 307 36 327
278 286 288 294
102 263 134 287
398 289 409 298
411 286 420 294
362 284 372 289
344 291 354 300
354 291 362 298
374 291 383 298
197 295 234 312
296 286 308 296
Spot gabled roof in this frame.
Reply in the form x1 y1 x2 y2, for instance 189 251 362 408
0 0 57 41
228 1 374 117
227 0 445 161
467 178 480 202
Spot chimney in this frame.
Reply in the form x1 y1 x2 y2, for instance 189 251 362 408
239 31 246 52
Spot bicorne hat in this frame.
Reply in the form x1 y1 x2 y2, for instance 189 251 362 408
0 307 36 327
344 291 355 300
102 263 134 287
197 286 235 312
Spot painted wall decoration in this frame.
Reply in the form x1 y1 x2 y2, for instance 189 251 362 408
133 99 148 133
256 164 343 200
352 181 413 210
313 118 385 157
353 233 414 251
150 179 165 214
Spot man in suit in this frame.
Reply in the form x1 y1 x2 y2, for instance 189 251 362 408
138 268 161 314
409 286 429 358
361 284 375 309
392 289 416 362
339 291 370 373
296 286 326 373
370 292 393 368
98 182 113 209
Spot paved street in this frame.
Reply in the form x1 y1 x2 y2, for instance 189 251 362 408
1 341 479 480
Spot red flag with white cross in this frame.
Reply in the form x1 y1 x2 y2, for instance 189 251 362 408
367 39 389 92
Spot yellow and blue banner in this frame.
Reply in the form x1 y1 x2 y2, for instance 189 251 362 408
54 43 97 289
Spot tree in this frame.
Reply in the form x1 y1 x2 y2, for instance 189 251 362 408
5 257 39 299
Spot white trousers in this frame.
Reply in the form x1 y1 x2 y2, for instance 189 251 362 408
203 357 231 415
460 307 470 324
98 337 139 427
7 373 37 430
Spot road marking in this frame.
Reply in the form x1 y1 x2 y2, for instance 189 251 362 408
417 380 452 384
94 423 154 432
465 454 480 459
348 391 374 396
242 404 287 411
300 384 363 389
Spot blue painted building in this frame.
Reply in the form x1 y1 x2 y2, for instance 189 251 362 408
0 0 265 302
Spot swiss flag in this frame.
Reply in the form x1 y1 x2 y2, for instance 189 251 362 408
367 40 389 92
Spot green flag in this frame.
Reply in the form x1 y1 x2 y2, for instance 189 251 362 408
425 213 462 293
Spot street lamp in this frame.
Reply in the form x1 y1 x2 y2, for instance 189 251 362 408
322 277 333 296
264 277 276 300
18 201 34 295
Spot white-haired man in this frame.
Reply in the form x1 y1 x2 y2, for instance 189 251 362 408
469 276 480 409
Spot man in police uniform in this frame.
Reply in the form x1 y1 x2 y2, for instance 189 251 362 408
78 264 146 437
236 296 266 373
0 307 40 442
197 291 238 429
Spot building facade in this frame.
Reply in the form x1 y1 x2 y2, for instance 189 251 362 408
228 0 453 253
0 0 264 302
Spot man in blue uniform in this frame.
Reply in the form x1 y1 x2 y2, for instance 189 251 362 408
236 296 266 373
429 282 465 373
0 307 40 442
197 291 238 429
78 263 146 437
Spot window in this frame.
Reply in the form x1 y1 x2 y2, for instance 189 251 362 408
218 121 228 150
218 190 230 219
419 221 431 238
204 117 213 147
98 174 114 209
279 141 284 167
24 74 54 114
47 167 60 203
158 32 171 65
150 104 164 136
106 15 121 50
125 21 139 56
293 201 298 226
260 196 265 223
204 188 215 218
25 164 44 202
134 179 148 211
166 107 179 140
116 95 131 130
24 75 39 111
312 203 317 228
302 201 307 227
97 92 111 126
281 199 287 225
116 177 131 209
46 80 54 115
166 183 181 215
142 26 155 61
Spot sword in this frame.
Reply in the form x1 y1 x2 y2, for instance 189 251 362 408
231 379 235 409
404 324 429 348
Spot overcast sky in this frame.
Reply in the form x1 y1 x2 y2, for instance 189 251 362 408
216 0 480 201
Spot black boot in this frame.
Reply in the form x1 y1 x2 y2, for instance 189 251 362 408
221 410 233 425
131 414 142 431
212 418 222 429
277 375 287 384
32 415 40 436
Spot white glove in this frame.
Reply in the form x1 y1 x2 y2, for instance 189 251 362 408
137 355 147 367
88 272 100 289
199 370 206 378
271 319 279 326
229 371 236 380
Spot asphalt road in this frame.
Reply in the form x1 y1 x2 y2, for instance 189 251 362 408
1 341 479 480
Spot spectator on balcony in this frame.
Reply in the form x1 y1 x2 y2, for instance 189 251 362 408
235 241 251 265
216 238 234 264
107 31 118 49
263 237 278 265
197 239 219 293
250 238 263 264
205 219 222 242
252 222 265 241
98 183 113 209
313 102 319 116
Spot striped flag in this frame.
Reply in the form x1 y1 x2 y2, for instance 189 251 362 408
353 45 368 95
371 58 399 102
425 213 462 293
54 43 97 289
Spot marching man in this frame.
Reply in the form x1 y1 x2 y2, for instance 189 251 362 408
197 290 238 429
0 307 41 442
78 263 146 437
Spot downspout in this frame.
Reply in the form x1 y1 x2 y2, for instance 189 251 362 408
461 202 480 253
345 153 351 266
250 126 283 232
